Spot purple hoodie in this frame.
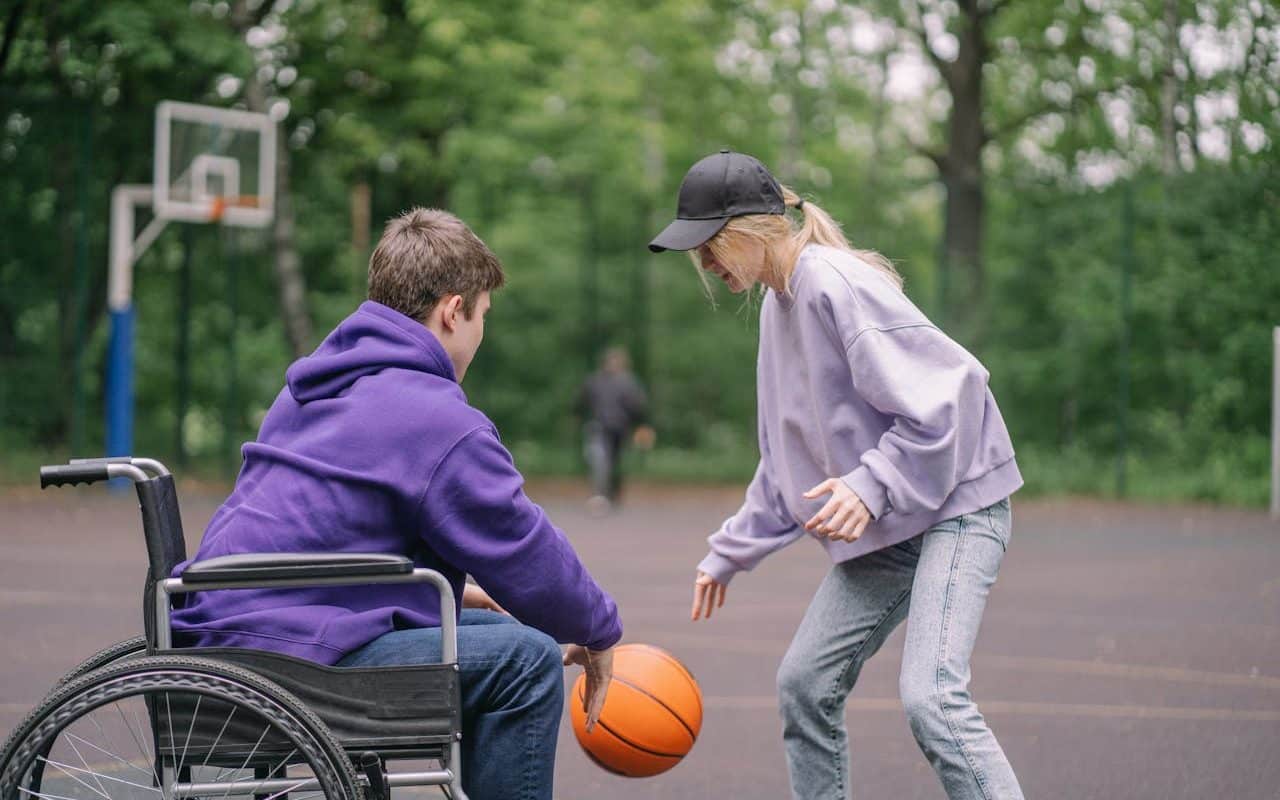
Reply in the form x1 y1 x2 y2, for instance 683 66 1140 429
171 301 622 664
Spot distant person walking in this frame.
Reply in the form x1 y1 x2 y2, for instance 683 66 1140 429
577 347 655 513
651 150 1025 800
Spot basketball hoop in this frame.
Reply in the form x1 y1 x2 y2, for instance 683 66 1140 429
208 195 264 223
107 100 276 460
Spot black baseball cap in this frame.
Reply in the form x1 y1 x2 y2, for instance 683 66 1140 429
648 149 785 253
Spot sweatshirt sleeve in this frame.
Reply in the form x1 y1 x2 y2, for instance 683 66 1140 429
623 375 649 426
839 324 990 519
698 455 803 585
420 427 622 650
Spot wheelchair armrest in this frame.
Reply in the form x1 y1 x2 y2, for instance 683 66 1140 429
180 552 414 584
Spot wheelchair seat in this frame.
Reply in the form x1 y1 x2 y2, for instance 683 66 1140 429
158 646 460 758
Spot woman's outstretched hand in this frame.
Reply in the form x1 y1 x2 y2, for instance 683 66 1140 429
803 478 872 542
691 570 727 621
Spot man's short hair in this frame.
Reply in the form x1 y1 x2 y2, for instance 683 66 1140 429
368 208 506 321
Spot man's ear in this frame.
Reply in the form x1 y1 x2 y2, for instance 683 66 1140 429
439 295 464 332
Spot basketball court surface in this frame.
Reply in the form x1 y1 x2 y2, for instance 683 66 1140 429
1 481 1277 799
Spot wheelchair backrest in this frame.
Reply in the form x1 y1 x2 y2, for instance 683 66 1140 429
137 475 187 650
137 475 188 580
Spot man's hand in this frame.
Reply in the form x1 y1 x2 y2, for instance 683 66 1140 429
633 425 656 450
563 644 614 732
691 571 727 621
461 583 507 614
803 478 872 542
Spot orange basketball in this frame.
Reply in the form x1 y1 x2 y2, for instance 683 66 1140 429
569 643 703 778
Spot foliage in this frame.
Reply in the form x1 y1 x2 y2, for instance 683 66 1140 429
1 0 1277 505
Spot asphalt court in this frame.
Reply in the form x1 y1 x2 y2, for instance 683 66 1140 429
1 481 1277 799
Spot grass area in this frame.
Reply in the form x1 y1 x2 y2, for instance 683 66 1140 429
0 446 67 488
2 441 1271 509
505 440 1274 507
1014 443 1272 507
0 445 250 490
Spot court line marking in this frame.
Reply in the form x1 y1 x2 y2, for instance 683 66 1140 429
0 589 133 609
8 700 1272 725
649 631 1280 689
981 655 1280 690
704 696 1280 721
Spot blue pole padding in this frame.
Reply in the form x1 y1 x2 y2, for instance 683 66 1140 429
106 305 135 459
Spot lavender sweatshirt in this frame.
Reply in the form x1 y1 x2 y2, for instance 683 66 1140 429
698 245 1023 584
171 301 622 664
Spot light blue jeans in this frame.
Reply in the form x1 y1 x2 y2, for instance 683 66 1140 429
777 498 1024 800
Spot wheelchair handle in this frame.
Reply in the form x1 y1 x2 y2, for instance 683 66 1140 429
70 456 170 476
40 462 150 487
40 464 109 488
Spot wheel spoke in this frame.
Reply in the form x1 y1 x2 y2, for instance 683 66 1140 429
37 757 163 795
112 702 162 788
20 786 104 800
66 726 155 784
34 756 111 800
258 776 310 800
215 726 273 800
200 706 237 781
62 733 113 800
175 696 200 781
162 692 177 796
126 705 154 762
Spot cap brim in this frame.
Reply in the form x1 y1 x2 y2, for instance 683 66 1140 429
648 217 729 253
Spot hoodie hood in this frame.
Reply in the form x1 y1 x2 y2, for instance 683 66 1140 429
286 301 456 403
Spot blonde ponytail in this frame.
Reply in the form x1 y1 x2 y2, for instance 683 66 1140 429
778 186 903 291
703 186 903 296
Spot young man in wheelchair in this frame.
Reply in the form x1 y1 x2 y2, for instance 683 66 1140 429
170 208 621 800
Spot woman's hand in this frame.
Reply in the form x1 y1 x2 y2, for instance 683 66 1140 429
691 570 727 621
803 478 872 542
563 644 614 732
462 583 507 614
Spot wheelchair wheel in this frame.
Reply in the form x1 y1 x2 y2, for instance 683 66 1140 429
21 636 151 798
56 636 149 685
0 655 362 800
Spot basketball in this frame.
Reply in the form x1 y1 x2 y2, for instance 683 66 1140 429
569 643 703 777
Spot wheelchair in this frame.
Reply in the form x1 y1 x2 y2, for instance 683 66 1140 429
1 456 469 800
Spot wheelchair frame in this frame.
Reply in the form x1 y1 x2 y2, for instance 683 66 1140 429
2 456 471 800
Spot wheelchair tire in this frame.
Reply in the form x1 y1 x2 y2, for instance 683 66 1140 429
55 636 149 685
0 654 363 800
20 636 150 799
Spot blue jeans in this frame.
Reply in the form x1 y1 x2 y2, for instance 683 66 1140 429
337 610 563 800
583 422 626 501
776 499 1024 800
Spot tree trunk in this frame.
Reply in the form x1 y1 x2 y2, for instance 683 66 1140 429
0 0 28 86
233 0 312 359
937 2 988 345
1160 0 1180 174
350 178 372 294
350 180 371 255
270 136 312 358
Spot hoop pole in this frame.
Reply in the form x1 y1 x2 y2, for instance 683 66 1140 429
107 185 165 460
105 305 134 459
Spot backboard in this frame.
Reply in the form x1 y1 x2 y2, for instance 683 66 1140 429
154 101 276 227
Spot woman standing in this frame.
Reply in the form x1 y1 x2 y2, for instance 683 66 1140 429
649 150 1025 800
